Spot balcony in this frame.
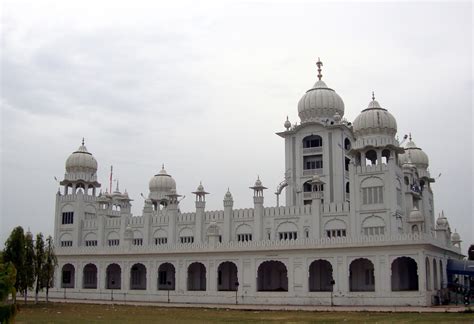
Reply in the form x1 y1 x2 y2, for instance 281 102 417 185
303 147 323 155
303 168 323 176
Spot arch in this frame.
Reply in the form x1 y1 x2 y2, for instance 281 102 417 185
432 258 438 290
360 177 384 188
130 263 147 290
180 227 194 244
303 135 323 148
158 263 175 290
75 183 85 194
365 149 377 165
324 219 347 238
60 232 73 247
236 224 253 242
344 138 351 150
83 232 97 246
61 263 75 288
107 231 120 246
83 263 98 289
381 149 391 164
257 260 288 292
217 261 238 291
309 260 334 291
277 222 298 240
106 263 121 289
153 229 168 245
439 260 443 289
187 262 206 291
303 181 312 193
391 257 418 291
362 215 386 236
349 258 375 292
61 204 74 213
425 257 431 291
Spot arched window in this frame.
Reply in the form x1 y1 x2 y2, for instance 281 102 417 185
187 262 206 291
158 263 175 290
236 224 253 242
360 177 384 205
425 257 431 291
130 263 147 290
132 231 143 246
344 138 351 150
365 150 377 166
349 258 375 291
153 229 168 245
382 149 391 164
309 260 334 291
61 264 75 288
217 262 238 291
107 231 120 246
303 135 323 148
432 259 438 290
391 257 418 291
83 263 98 289
325 219 347 238
361 216 386 236
83 232 98 247
277 222 298 240
257 261 288 292
179 228 194 244
106 263 121 289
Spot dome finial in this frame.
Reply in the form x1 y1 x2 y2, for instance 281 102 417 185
316 57 323 81
82 137 85 146
162 163 165 170
409 132 412 141
372 91 375 101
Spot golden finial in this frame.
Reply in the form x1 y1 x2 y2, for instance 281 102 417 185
316 57 323 81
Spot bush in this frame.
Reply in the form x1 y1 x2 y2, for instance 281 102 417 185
0 303 17 324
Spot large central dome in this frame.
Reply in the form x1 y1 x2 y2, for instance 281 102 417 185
298 80 345 123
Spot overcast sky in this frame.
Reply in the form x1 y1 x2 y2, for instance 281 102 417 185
1 1 472 252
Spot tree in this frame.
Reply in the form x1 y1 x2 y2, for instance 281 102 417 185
43 236 57 303
3 226 26 303
34 233 46 304
0 260 17 323
23 231 35 304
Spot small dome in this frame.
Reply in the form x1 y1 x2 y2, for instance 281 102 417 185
352 98 397 138
298 80 345 123
451 231 461 243
65 143 98 174
254 177 262 187
148 166 177 201
408 207 424 223
399 137 429 169
436 212 448 228
224 189 233 200
196 183 204 192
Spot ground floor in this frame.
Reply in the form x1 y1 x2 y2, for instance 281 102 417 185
51 245 454 306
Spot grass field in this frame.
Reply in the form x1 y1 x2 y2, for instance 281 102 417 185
14 302 474 323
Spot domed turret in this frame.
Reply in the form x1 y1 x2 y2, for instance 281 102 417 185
451 230 461 244
224 189 233 201
353 97 397 138
408 207 424 223
399 134 429 169
65 139 98 174
148 165 177 203
297 59 345 124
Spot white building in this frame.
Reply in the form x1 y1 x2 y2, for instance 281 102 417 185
51 60 463 306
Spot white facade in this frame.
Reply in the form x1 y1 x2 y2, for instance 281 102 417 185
51 62 463 306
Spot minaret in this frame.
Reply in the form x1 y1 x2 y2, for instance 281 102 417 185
166 189 181 244
250 177 267 241
223 189 234 242
310 175 324 238
192 182 209 243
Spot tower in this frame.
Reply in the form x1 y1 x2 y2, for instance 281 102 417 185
55 139 101 247
350 94 405 236
277 59 354 206
192 182 209 243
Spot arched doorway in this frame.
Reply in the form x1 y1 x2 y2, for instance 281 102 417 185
257 261 288 292
217 261 238 291
391 257 418 291
61 264 75 288
433 259 438 290
158 263 176 290
106 263 121 289
187 262 206 291
425 257 431 291
309 260 333 291
130 263 147 290
83 263 98 289
349 258 374 291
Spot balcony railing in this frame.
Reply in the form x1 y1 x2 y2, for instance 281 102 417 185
302 168 323 176
303 147 323 155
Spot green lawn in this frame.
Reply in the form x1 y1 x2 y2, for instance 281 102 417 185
14 302 474 323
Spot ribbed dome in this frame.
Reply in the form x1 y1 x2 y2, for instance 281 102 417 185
65 144 98 174
451 231 461 243
298 80 345 123
399 138 429 169
224 189 233 201
148 167 176 201
353 99 397 138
